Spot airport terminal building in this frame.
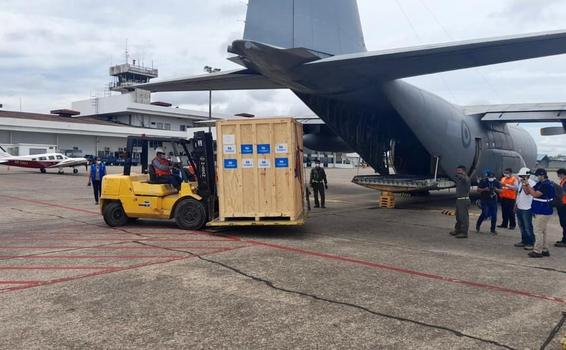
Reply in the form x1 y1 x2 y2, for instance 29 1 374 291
0 98 216 160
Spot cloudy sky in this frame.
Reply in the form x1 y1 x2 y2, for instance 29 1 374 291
1 0 566 154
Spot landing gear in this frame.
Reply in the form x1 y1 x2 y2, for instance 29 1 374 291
58 169 64 175
73 168 79 174
40 168 46 174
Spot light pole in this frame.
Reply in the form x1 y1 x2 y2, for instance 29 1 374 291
203 66 221 132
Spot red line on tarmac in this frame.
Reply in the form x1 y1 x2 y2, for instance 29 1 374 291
0 246 229 250
0 194 99 216
4 237 232 243
0 281 39 285
240 239 566 305
0 255 187 259
0 245 252 293
0 266 120 271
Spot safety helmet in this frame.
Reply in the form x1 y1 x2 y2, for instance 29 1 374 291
517 167 530 176
155 147 165 154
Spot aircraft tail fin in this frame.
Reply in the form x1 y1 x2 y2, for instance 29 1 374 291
0 146 12 159
243 0 366 55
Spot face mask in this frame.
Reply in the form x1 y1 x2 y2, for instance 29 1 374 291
488 178 495 182
96 161 101 165
315 164 320 167
504 174 511 178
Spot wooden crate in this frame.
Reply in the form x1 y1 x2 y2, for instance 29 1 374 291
216 117 305 222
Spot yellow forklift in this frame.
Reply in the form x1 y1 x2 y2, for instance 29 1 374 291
100 131 218 230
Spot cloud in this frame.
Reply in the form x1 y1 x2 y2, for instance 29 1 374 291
2 0 566 156
491 0 564 22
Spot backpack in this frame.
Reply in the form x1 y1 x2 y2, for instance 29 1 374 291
551 181 564 208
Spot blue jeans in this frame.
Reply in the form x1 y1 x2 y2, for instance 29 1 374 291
477 200 498 231
516 209 535 246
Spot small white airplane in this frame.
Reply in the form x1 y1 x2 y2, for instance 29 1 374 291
0 146 88 174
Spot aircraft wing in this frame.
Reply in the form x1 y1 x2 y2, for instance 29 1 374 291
303 30 566 80
136 68 285 92
463 102 566 117
463 102 566 135
48 159 88 168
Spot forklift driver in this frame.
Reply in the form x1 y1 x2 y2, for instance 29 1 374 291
151 148 182 190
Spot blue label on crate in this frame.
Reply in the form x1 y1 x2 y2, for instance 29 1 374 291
224 159 238 169
257 144 271 154
275 158 289 168
241 144 253 154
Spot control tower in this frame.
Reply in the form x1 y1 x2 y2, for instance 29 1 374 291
109 59 158 93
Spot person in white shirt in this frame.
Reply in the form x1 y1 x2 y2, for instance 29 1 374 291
514 167 536 250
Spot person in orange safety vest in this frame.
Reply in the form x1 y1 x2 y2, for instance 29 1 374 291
498 168 518 230
151 148 181 190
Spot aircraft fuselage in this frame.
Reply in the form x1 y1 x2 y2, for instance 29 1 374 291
231 41 537 181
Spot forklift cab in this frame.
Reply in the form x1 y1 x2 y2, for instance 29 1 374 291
100 132 218 230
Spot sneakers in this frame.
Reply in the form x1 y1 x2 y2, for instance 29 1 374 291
555 242 566 248
454 233 468 239
528 251 550 258
475 226 480 233
497 225 507 229
509 226 516 230
514 242 526 248
490 230 498 235
449 231 457 236
523 245 534 251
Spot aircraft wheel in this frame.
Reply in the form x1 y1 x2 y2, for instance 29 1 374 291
40 168 46 173
103 202 129 227
73 168 78 174
58 170 64 175
175 198 207 230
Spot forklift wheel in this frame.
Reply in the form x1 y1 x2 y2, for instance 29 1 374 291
103 202 129 227
175 198 207 230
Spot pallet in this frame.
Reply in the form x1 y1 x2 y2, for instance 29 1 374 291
207 213 305 227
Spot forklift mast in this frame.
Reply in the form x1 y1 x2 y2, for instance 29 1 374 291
191 131 217 219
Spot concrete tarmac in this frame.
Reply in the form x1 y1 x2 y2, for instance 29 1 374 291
1 166 565 349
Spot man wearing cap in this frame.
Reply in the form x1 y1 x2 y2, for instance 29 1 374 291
451 165 471 239
476 170 502 235
498 168 518 230
555 168 566 248
514 167 536 250
524 168 555 258
310 159 328 208
152 147 181 190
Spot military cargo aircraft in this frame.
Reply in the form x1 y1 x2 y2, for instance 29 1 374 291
136 0 566 193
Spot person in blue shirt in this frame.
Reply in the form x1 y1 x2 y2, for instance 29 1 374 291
524 168 555 258
88 157 106 205
476 170 502 235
